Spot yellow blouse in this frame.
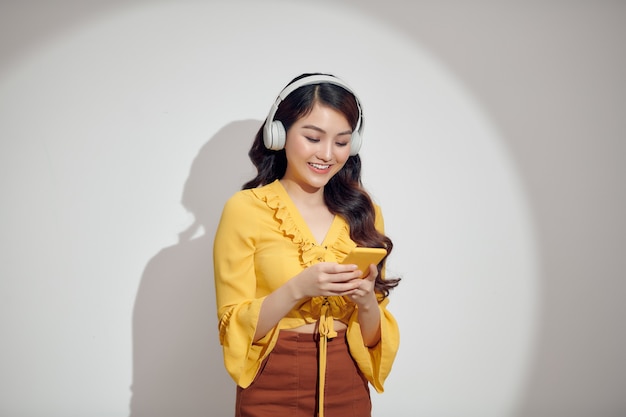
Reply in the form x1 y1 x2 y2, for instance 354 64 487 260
213 179 399 397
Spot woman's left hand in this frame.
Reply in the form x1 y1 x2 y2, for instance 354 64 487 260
346 264 378 309
346 264 382 347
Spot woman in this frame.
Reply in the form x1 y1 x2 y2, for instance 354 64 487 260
213 73 400 417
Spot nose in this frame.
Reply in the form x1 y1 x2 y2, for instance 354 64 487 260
317 140 333 161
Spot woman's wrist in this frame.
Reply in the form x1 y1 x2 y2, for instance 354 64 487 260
285 276 305 303
355 293 378 311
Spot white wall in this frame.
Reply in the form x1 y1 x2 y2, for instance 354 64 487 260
0 1 623 416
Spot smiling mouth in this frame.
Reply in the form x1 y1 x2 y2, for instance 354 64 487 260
309 163 331 170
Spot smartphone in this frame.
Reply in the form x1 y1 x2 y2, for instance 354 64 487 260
341 247 387 278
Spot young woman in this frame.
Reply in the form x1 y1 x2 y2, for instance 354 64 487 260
213 73 400 417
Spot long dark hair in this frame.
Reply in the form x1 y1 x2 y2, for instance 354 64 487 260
243 74 400 297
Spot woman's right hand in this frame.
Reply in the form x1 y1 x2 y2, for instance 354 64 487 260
254 263 362 342
289 262 363 300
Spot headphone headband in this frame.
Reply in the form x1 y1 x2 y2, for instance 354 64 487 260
263 74 364 156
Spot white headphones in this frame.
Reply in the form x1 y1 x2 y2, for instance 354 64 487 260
263 74 364 156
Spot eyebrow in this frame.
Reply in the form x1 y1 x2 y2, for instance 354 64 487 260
301 124 352 136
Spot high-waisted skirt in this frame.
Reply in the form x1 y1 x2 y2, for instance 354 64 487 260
235 329 371 417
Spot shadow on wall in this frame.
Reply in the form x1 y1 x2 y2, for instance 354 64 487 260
129 120 260 417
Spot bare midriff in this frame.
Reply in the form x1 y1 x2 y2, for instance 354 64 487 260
283 319 347 334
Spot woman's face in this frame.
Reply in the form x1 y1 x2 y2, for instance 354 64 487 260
282 102 353 193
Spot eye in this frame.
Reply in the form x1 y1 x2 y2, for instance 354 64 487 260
335 141 349 147
305 136 320 143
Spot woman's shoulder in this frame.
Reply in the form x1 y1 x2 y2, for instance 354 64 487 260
222 181 280 214
222 188 259 213
224 187 255 204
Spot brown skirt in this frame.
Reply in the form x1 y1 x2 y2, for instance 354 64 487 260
236 329 371 417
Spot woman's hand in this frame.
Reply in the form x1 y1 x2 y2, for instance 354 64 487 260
346 264 379 309
347 263 382 347
289 262 363 300
257 263 381 345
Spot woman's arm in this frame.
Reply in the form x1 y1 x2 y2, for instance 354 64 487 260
348 264 382 347
254 262 363 341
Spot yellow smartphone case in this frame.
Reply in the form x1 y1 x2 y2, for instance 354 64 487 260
341 247 387 278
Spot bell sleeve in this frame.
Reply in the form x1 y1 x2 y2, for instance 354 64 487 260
213 192 275 388
346 297 399 392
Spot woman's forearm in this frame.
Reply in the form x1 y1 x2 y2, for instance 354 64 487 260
252 263 363 342
253 280 301 342
357 296 382 347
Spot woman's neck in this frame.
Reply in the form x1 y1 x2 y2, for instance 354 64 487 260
279 179 326 207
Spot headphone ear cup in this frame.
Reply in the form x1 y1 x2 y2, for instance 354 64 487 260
263 121 287 150
349 131 362 156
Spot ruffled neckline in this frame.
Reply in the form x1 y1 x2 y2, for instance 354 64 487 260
251 180 356 268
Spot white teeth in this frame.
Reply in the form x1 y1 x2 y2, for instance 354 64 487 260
310 163 330 170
